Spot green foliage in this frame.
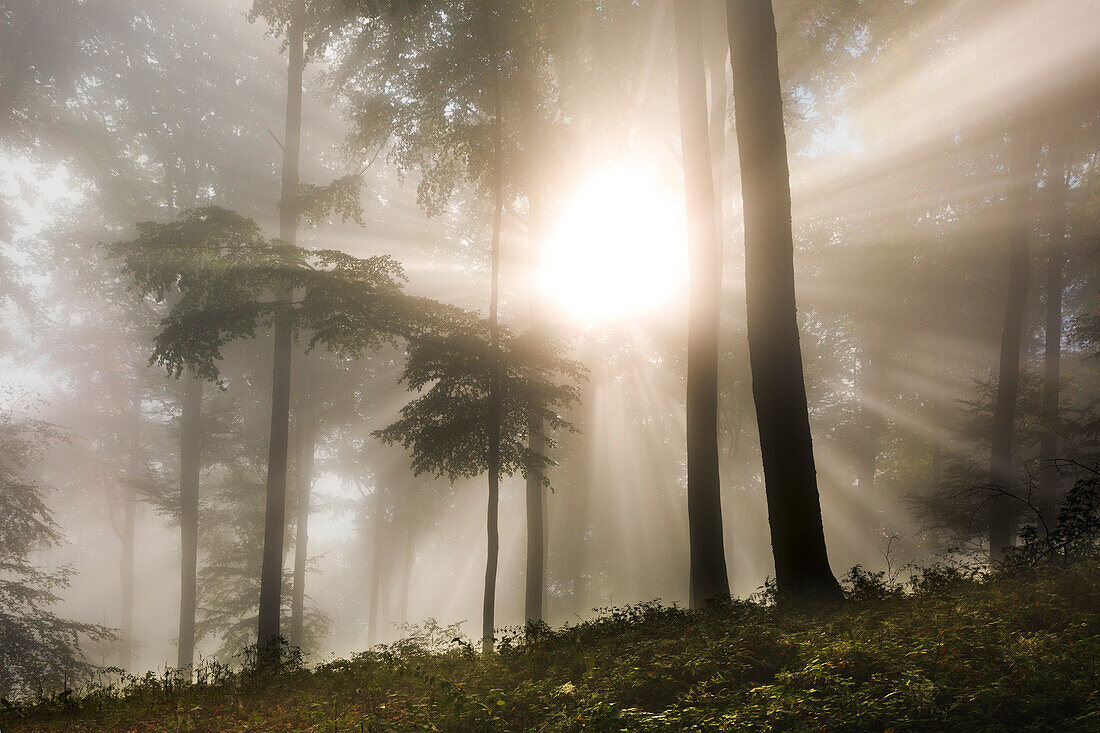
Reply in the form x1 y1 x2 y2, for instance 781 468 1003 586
109 206 410 381
1007 467 1100 568
332 0 556 215
374 324 584 486
0 415 113 698
294 173 366 228
9 559 1100 731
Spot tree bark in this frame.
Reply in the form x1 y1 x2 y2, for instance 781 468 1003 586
989 130 1035 561
703 0 728 241
726 0 841 600
1039 140 1068 529
525 185 547 625
289 364 318 649
177 374 202 672
257 0 304 658
675 0 730 609
483 88 505 654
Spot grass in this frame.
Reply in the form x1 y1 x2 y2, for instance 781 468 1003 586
4 562 1098 732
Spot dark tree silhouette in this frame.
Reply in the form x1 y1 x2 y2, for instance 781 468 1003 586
725 0 841 600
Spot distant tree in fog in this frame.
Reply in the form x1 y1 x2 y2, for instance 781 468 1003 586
672 0 731 609
0 414 112 697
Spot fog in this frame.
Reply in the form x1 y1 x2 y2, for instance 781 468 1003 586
1 0 1098 684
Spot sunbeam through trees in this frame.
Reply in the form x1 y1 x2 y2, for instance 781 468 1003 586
1 0 1099 730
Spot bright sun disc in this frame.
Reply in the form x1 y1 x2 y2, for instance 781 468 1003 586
540 163 687 322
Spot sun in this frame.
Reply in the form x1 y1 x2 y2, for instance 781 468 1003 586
540 162 687 323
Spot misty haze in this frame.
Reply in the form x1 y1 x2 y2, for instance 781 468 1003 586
1 1 1098 730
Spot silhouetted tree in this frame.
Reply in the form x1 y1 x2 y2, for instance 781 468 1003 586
726 0 842 600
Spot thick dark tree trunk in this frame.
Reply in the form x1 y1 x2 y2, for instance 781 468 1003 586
726 0 842 600
1039 141 1068 529
257 0 304 657
989 131 1035 561
483 92 504 654
289 365 318 649
675 0 730 609
177 374 202 672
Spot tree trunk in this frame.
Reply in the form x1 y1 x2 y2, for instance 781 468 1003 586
703 0 728 241
675 0 730 609
177 374 202 672
1039 140 1068 529
367 485 386 646
120 397 141 670
725 0 841 600
988 130 1034 561
525 185 547 625
257 0 304 657
289 364 318 649
483 87 505 654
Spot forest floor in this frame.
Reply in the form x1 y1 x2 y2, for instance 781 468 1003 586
5 562 1099 732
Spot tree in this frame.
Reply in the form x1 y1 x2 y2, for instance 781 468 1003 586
0 413 112 697
288 357 319 650
333 0 569 650
255 0 306 660
375 315 582 651
725 0 842 600
1039 136 1070 528
988 129 1036 561
672 0 730 608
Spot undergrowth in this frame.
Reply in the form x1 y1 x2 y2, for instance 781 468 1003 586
4 560 1098 732
6 478 1099 731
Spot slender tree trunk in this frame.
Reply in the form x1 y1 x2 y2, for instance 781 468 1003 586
483 86 505 654
524 185 547 625
703 0 728 241
1039 140 1068 529
367 485 386 646
177 374 202 672
120 397 140 670
398 511 415 627
523 459 546 625
989 130 1035 561
257 0 304 657
289 365 318 649
855 346 885 565
675 0 730 609
726 0 841 600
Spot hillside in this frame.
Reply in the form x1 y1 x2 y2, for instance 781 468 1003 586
6 562 1098 732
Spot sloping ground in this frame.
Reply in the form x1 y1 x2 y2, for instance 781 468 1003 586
6 563 1099 732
